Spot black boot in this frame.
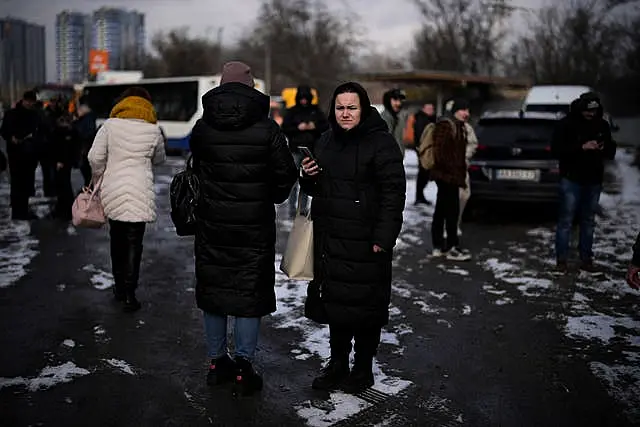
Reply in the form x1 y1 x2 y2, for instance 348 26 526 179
206 354 236 386
233 357 263 396
312 357 350 391
341 356 374 394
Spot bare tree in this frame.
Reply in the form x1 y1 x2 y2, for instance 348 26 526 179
145 28 228 78
410 0 514 75
234 0 361 101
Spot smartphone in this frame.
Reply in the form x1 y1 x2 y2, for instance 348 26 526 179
299 146 317 162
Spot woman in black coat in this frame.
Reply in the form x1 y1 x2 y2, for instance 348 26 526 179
300 82 406 394
189 62 297 395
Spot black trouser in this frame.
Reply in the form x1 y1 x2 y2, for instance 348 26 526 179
415 163 430 202
109 220 146 294
329 324 381 362
54 166 74 220
7 144 36 219
431 180 460 251
37 151 56 197
79 156 92 187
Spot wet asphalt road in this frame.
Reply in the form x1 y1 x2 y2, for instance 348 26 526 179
0 153 638 427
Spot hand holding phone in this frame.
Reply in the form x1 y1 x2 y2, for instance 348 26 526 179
299 146 321 176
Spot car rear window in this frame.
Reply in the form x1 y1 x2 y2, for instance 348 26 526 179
476 119 557 145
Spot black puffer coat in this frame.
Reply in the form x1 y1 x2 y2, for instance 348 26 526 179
189 82 297 317
300 82 406 327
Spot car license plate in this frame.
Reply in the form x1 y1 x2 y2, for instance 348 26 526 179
495 169 539 181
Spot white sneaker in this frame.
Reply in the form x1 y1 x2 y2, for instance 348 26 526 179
446 247 471 261
432 249 445 257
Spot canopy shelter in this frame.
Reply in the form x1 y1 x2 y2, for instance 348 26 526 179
354 70 531 115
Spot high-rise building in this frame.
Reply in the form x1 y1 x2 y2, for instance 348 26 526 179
56 11 91 83
0 18 46 101
92 8 145 71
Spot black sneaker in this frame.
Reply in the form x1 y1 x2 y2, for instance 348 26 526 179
556 259 569 273
312 358 349 391
233 357 263 396
206 354 236 386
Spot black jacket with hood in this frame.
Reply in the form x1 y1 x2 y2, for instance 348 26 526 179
300 82 406 327
551 93 616 185
281 85 329 152
189 82 297 317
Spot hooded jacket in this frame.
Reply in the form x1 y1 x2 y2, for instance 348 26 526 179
551 93 616 185
281 85 329 152
300 82 406 327
380 89 409 155
189 82 297 317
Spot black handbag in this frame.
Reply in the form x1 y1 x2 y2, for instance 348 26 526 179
304 279 329 324
169 155 200 236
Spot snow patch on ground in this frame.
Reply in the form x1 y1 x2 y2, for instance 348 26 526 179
82 264 114 290
0 362 90 392
104 358 136 375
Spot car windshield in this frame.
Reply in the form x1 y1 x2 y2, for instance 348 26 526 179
476 119 557 145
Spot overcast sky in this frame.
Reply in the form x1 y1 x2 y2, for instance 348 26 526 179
1 0 543 81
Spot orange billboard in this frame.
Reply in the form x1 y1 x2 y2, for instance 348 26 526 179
89 49 109 74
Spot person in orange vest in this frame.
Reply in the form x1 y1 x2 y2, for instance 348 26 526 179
405 102 436 205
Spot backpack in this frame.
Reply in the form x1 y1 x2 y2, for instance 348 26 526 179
418 118 456 170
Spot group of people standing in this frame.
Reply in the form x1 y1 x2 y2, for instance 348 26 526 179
0 90 96 220
1 61 636 401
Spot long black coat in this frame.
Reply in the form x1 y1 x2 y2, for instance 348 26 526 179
300 108 406 327
189 82 297 317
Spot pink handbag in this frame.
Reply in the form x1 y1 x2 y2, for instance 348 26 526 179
72 176 106 228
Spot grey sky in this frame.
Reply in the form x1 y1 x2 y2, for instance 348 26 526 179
1 0 543 81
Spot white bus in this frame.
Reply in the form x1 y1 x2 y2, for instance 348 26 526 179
82 75 266 154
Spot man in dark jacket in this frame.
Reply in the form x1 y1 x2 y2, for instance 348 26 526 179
552 92 616 273
0 91 42 219
413 102 436 204
281 85 329 216
52 113 78 220
430 98 472 261
189 61 297 395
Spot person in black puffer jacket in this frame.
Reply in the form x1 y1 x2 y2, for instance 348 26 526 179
300 82 406 394
189 62 297 396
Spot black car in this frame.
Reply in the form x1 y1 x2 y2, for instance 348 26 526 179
469 111 563 203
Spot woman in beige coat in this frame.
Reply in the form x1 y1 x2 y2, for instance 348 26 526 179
88 87 165 312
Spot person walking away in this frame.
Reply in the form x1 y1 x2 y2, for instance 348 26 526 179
52 113 78 221
40 97 68 198
551 92 616 273
88 87 166 311
380 88 409 157
189 62 297 396
457 122 478 234
429 99 472 261
300 82 406 394
0 91 42 220
412 102 436 205
281 85 329 217
74 97 97 187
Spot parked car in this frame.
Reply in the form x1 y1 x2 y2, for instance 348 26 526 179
468 111 563 204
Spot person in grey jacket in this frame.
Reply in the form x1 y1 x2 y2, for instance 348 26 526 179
380 89 408 156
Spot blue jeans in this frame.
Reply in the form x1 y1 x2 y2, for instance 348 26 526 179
203 312 261 361
288 151 309 215
555 178 602 261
